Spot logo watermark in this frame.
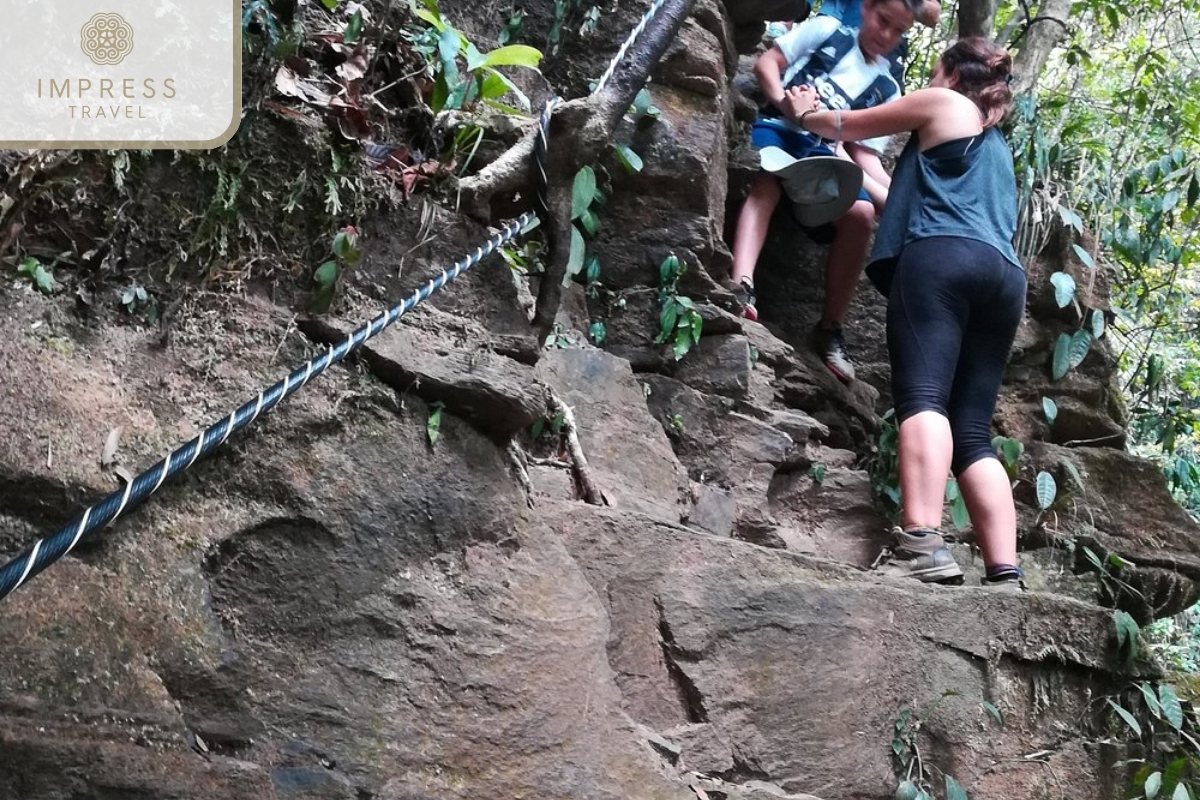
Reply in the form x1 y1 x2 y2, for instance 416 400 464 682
0 1 240 148
80 12 134 66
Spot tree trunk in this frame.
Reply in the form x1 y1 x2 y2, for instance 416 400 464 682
1011 0 1072 94
958 0 998 37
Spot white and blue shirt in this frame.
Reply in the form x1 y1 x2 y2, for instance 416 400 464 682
761 17 901 154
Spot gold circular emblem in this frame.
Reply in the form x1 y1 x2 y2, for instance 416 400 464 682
80 12 134 66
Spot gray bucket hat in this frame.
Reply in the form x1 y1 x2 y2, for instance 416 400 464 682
759 146 864 227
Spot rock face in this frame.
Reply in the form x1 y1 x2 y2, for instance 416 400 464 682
0 1 1192 799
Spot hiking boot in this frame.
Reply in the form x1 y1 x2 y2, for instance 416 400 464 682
872 527 964 584
812 322 855 383
720 276 758 321
985 577 1027 593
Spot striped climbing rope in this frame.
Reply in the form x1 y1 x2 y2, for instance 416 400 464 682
0 0 673 601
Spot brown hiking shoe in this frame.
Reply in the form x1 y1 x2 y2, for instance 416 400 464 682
872 527 964 584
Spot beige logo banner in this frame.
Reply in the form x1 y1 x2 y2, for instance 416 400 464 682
0 0 241 148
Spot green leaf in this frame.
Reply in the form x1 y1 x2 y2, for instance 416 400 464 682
571 166 597 220
1052 333 1071 380
320 0 338 9
579 208 599 237
690 312 702 343
427 403 443 446
1188 175 1199 209
1091 309 1105 339
437 26 461 68
589 321 606 344
1114 610 1141 660
564 225 585 286
585 255 601 284
480 44 543 69
808 463 826 484
945 478 960 501
980 700 1003 725
1071 243 1095 269
1057 205 1083 233
314 260 340 289
1035 471 1057 510
1107 698 1142 737
1158 684 1184 730
32 265 55 293
1146 771 1162 799
659 253 679 284
944 775 969 800
1172 783 1189 800
1042 397 1058 426
950 495 970 530
612 143 644 173
658 300 678 342
894 781 920 800
464 41 487 71
673 325 691 360
344 9 363 42
479 68 530 112
1069 330 1093 369
1050 271 1076 308
1135 682 1163 718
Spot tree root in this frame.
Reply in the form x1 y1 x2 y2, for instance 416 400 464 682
547 390 606 506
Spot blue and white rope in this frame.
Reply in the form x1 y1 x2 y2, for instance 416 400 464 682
592 0 668 95
0 214 533 601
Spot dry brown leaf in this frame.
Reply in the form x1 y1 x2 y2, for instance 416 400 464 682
101 426 122 467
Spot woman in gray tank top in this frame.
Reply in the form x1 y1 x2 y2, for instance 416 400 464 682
792 38 1027 590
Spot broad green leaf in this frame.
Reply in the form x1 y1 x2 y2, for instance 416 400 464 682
1035 471 1057 510
945 478 960 501
1050 271 1076 307
437 26 460 67
1069 330 1093 369
478 70 509 99
414 8 443 30
1134 682 1163 722
1158 684 1184 730
1107 698 1142 737
1071 243 1094 269
1146 771 1162 799
612 143 644 173
479 44 543 69
320 0 338 9
314 260 340 288
980 700 1002 724
1042 397 1058 426
944 775 969 800
585 255 601 283
690 312 702 343
1052 333 1071 380
660 253 680 284
1162 189 1181 213
32 265 55 293
1188 175 1199 209
344 9 363 42
579 208 599 237
571 166 597 220
480 69 530 112
427 404 443 446
589 321 606 344
1057 205 1083 233
1091 309 1105 339
1113 610 1141 660
1172 783 1189 800
673 325 691 360
950 495 970 530
564 225 585 286
658 300 678 342
894 781 920 800
464 41 487 71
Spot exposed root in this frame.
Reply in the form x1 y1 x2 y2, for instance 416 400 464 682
547 389 605 506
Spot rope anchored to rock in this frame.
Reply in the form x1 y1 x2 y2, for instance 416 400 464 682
0 0 681 602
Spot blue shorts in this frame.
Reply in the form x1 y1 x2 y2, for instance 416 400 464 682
751 120 872 204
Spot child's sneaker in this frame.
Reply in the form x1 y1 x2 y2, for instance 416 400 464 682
721 277 758 321
812 321 855 383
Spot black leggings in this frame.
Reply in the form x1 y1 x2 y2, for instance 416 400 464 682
887 237 1027 475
